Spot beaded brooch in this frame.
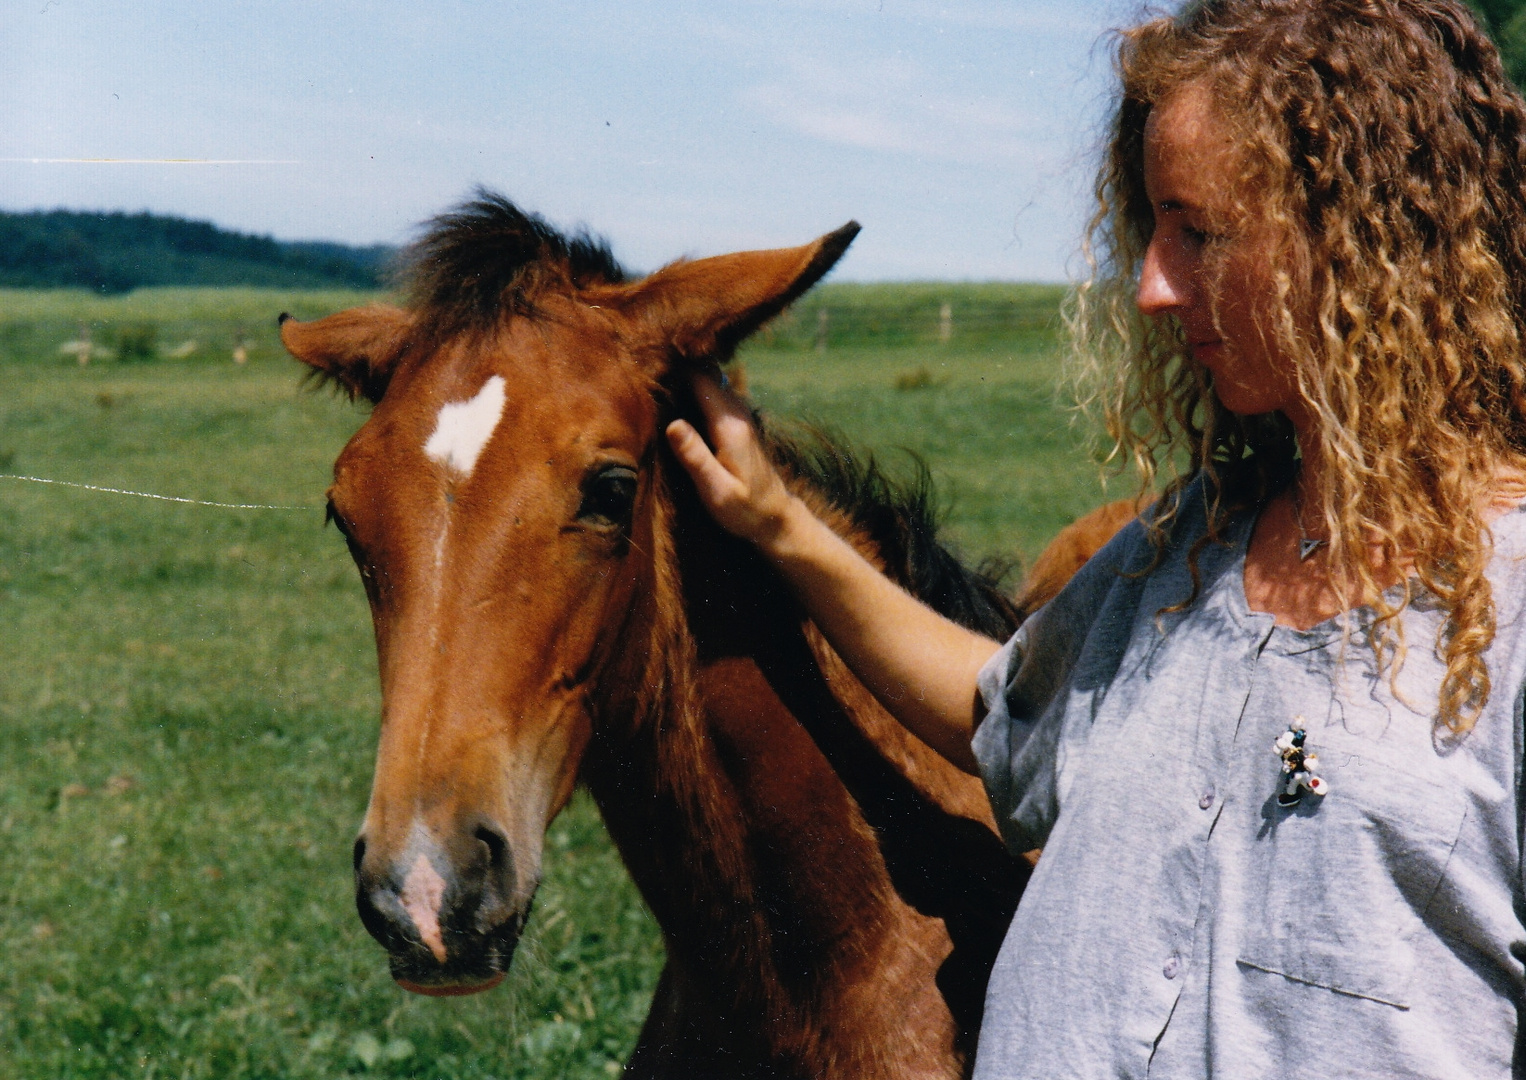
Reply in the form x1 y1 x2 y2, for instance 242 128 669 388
1274 722 1328 807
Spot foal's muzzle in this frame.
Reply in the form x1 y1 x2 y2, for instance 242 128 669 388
353 822 529 994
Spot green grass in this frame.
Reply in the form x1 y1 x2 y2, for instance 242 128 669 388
739 336 1111 565
0 287 1112 1078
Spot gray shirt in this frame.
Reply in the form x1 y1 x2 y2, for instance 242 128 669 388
972 479 1526 1079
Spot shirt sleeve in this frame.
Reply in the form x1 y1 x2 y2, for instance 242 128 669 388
973 627 1032 852
972 516 1148 853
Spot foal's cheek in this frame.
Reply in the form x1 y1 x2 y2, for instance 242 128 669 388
546 713 593 818
539 543 636 668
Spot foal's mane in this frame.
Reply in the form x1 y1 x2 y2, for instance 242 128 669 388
763 426 1024 639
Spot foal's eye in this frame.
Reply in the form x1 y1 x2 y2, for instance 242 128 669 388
578 465 639 529
326 499 369 562
325 500 351 537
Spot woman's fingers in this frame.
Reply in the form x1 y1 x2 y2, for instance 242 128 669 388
667 416 759 539
666 368 793 544
674 369 761 487
689 370 757 468
666 417 741 505
690 367 747 423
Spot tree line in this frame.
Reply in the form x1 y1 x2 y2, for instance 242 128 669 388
0 209 393 293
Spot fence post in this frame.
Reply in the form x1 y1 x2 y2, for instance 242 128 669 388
815 309 829 353
938 302 953 343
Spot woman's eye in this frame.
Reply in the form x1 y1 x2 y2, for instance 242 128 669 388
578 466 639 528
1184 220 1230 248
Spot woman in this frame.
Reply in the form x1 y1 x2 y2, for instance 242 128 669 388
667 0 1526 1075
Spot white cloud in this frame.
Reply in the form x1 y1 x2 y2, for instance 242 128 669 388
739 50 1060 168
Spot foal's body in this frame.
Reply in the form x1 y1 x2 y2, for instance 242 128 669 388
590 471 1026 1077
281 196 1113 1078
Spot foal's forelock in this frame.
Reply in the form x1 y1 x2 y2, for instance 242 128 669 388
402 191 628 340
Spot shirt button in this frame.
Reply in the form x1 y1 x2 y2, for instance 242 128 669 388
1163 956 1180 980
1198 789 1216 810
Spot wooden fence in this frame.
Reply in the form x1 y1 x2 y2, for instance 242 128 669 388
753 282 1068 350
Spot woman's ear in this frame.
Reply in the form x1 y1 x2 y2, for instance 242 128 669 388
278 304 414 403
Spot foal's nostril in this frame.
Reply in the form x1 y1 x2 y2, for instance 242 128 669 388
474 824 508 871
349 824 528 987
471 823 518 912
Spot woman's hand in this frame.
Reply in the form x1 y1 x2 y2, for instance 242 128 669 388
665 367 997 774
664 370 800 551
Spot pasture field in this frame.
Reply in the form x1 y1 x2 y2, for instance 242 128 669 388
0 285 1113 1079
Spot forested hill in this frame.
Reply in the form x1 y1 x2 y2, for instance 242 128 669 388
0 209 394 293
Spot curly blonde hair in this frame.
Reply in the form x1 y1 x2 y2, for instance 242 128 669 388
1072 0 1526 732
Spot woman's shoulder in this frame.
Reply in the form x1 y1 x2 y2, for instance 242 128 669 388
1032 472 1217 604
1102 471 1221 573
1483 503 1526 631
1143 470 1219 535
1019 496 1155 611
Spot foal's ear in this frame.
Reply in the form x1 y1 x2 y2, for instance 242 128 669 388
593 221 860 363
279 305 413 404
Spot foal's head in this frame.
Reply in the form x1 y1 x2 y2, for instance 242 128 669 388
282 195 855 993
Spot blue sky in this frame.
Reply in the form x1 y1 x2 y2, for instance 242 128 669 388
2 0 1132 280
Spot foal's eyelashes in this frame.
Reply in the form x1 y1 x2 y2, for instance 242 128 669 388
324 497 354 538
577 464 640 530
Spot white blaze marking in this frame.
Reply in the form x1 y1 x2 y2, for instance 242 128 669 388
424 376 506 477
400 852 449 962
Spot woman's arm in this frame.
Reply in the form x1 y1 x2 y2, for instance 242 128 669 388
665 371 1000 774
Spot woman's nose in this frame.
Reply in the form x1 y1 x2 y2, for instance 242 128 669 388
1136 235 1187 318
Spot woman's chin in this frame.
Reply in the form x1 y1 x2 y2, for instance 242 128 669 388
1210 381 1299 419
1189 341 1224 365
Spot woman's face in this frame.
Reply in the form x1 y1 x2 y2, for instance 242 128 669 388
1137 84 1309 426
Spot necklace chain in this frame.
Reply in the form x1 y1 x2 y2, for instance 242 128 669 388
1290 482 1327 562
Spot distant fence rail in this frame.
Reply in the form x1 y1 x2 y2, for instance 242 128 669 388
753 282 1069 350
0 283 1072 364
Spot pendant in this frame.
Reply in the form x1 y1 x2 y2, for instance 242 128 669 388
1298 537 1327 561
1274 720 1328 806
